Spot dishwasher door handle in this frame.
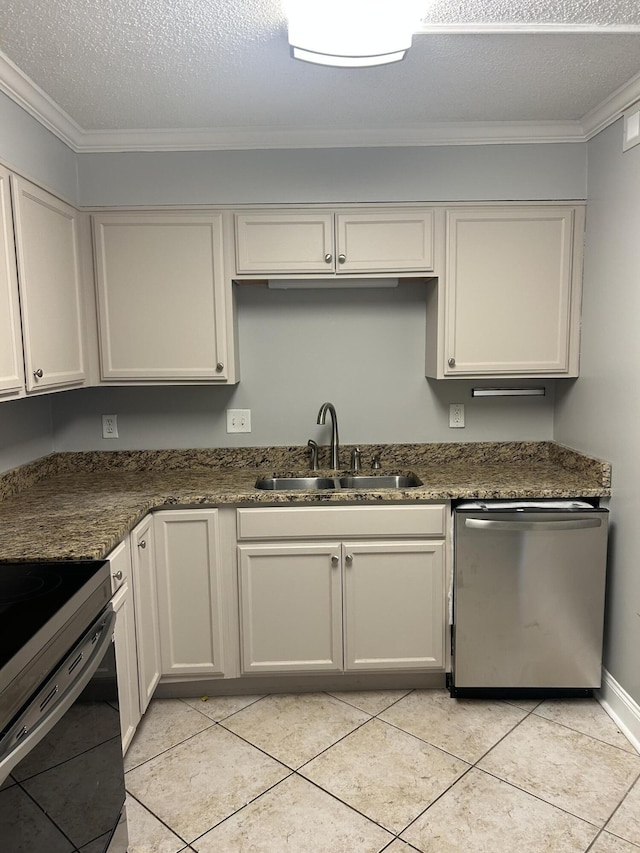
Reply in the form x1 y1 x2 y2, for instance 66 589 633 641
464 517 603 532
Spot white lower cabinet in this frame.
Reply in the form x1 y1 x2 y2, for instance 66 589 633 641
106 539 141 755
236 506 447 676
343 540 444 671
130 515 161 713
238 542 343 673
154 509 226 677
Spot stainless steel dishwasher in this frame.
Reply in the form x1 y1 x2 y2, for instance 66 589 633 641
450 500 609 698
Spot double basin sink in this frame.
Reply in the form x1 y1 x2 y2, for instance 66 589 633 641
255 473 422 491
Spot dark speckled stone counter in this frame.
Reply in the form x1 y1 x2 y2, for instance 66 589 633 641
0 442 610 563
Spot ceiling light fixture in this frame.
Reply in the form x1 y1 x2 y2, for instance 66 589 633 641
285 0 420 68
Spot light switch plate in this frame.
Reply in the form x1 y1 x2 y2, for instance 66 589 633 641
226 408 251 433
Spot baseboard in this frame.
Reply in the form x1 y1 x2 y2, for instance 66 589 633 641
597 668 640 753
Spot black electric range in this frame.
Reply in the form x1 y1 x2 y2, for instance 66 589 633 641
0 560 111 734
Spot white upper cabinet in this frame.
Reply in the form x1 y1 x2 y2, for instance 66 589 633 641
0 167 24 399
11 176 86 392
426 206 584 378
93 212 237 383
234 209 436 276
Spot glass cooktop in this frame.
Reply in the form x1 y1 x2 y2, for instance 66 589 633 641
0 561 109 671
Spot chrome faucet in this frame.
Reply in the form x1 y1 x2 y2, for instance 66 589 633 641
316 402 340 470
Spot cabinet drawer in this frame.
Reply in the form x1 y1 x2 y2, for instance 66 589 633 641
237 505 446 540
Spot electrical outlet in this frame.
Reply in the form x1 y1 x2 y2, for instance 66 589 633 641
226 408 251 433
102 414 118 439
449 403 465 428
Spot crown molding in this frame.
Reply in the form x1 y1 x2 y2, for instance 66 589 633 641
0 52 83 151
74 121 585 152
581 68 640 138
0 44 634 153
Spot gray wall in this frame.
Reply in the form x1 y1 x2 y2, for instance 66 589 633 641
78 144 586 207
0 91 78 202
554 118 640 705
52 284 555 451
0 396 54 472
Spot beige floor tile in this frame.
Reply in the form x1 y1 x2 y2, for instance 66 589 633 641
191 774 393 853
181 694 265 722
220 693 370 768
401 768 598 853
383 842 421 852
534 699 638 753
589 832 640 853
327 689 412 715
125 726 289 842
478 714 640 825
506 698 541 711
301 717 468 834
606 776 640 845
379 689 527 762
124 699 214 771
125 795 187 853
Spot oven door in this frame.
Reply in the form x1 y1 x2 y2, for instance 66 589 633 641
0 606 127 852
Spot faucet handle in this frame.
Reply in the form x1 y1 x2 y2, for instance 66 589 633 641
371 454 382 470
307 439 319 471
350 447 362 473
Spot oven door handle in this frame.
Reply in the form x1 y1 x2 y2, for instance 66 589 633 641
0 605 116 785
464 517 602 532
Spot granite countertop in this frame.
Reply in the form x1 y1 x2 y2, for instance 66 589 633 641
0 442 611 563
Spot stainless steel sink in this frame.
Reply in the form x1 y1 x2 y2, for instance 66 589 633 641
254 473 422 490
255 476 337 490
338 474 422 489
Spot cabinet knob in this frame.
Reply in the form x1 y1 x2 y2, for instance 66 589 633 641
448 357 456 368
345 554 353 564
138 539 146 549
331 555 339 566
216 362 224 372
324 253 333 264
338 253 346 264
33 368 43 379
112 570 123 581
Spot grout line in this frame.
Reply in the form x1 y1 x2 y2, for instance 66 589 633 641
529 706 640 755
123 719 217 774
185 770 297 846
124 790 190 847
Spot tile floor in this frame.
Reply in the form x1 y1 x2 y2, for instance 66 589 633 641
123 690 640 853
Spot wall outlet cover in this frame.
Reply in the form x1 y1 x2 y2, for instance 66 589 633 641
449 403 465 428
102 414 118 438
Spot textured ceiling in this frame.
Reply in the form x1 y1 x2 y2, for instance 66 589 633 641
420 0 640 26
0 0 639 150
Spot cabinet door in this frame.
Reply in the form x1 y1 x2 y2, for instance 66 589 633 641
130 516 161 713
444 207 580 376
336 211 434 273
111 580 140 754
107 540 141 754
235 213 334 274
11 176 86 392
238 543 343 673
343 540 445 671
0 168 24 398
93 213 232 381
154 510 225 677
